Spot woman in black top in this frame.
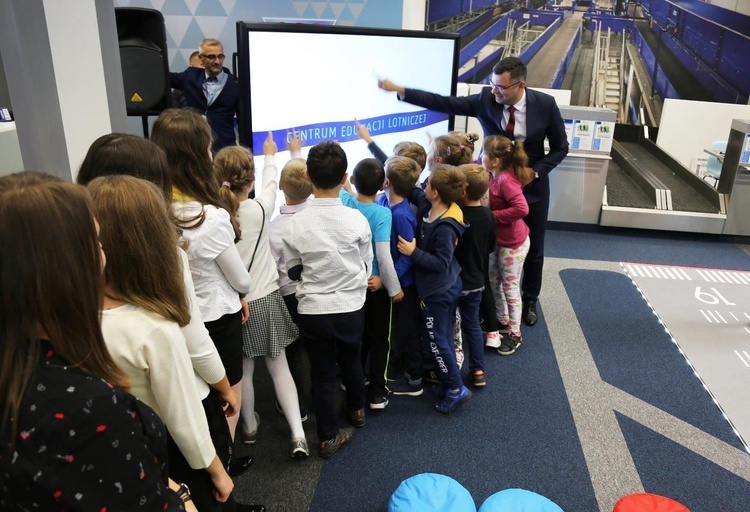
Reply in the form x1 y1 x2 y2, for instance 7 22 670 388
0 172 190 510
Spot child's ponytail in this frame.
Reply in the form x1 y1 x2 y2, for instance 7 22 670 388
510 140 535 186
482 135 535 186
213 146 256 241
449 131 480 165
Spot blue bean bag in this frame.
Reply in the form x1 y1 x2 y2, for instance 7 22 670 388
388 473 476 512
479 488 563 512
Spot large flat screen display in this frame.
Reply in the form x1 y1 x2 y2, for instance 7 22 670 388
236 22 459 211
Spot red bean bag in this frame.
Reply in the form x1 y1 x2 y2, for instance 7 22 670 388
613 493 690 512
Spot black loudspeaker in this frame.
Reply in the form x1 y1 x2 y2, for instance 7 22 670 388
115 8 170 116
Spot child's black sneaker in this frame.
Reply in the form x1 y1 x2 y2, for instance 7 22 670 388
422 369 441 384
387 375 423 396
368 395 389 410
498 334 521 356
345 406 366 428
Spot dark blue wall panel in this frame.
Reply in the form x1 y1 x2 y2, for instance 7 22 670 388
428 0 465 23
634 25 680 101
660 32 738 104
681 14 719 65
459 17 509 67
429 0 514 24
641 0 749 103
669 0 750 35
718 31 750 103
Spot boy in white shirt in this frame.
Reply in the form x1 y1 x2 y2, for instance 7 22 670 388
282 141 373 459
268 158 312 420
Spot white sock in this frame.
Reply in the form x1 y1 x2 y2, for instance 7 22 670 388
266 350 305 440
241 357 257 433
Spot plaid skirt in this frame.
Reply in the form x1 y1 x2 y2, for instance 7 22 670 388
241 289 298 358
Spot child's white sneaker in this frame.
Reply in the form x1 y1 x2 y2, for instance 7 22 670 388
485 331 501 348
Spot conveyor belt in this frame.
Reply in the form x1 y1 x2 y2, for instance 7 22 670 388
605 159 656 209
526 12 583 88
462 11 502 48
560 44 594 106
615 141 718 213
634 20 713 102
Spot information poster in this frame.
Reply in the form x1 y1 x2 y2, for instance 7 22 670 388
565 118 614 153
592 121 615 152
572 120 593 151
564 119 574 146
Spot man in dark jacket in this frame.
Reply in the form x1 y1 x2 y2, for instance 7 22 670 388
171 38 238 152
379 56 569 326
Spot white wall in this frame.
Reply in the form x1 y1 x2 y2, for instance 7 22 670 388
704 0 750 16
656 98 750 170
403 0 427 30
44 0 113 175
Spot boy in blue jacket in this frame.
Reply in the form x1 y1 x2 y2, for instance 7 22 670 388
397 164 471 414
381 156 423 397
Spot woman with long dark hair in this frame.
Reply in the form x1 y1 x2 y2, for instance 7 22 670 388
77 133 242 437
90 175 237 511
0 172 190 510
151 109 251 460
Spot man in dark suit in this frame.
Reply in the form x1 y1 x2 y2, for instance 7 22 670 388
378 56 568 327
170 38 238 152
172 51 202 109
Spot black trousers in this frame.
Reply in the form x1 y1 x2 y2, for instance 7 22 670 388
204 310 243 386
479 274 498 332
521 195 550 302
282 292 307 406
299 308 365 442
362 287 392 399
167 389 234 512
391 284 422 380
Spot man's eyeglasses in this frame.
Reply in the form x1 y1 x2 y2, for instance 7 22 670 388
200 53 225 61
488 79 523 92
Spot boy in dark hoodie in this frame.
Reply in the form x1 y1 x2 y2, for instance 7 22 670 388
397 164 471 414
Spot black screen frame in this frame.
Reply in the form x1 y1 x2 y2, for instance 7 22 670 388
235 21 461 151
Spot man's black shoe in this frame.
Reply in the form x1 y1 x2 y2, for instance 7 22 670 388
227 455 253 477
236 504 266 512
523 300 538 326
